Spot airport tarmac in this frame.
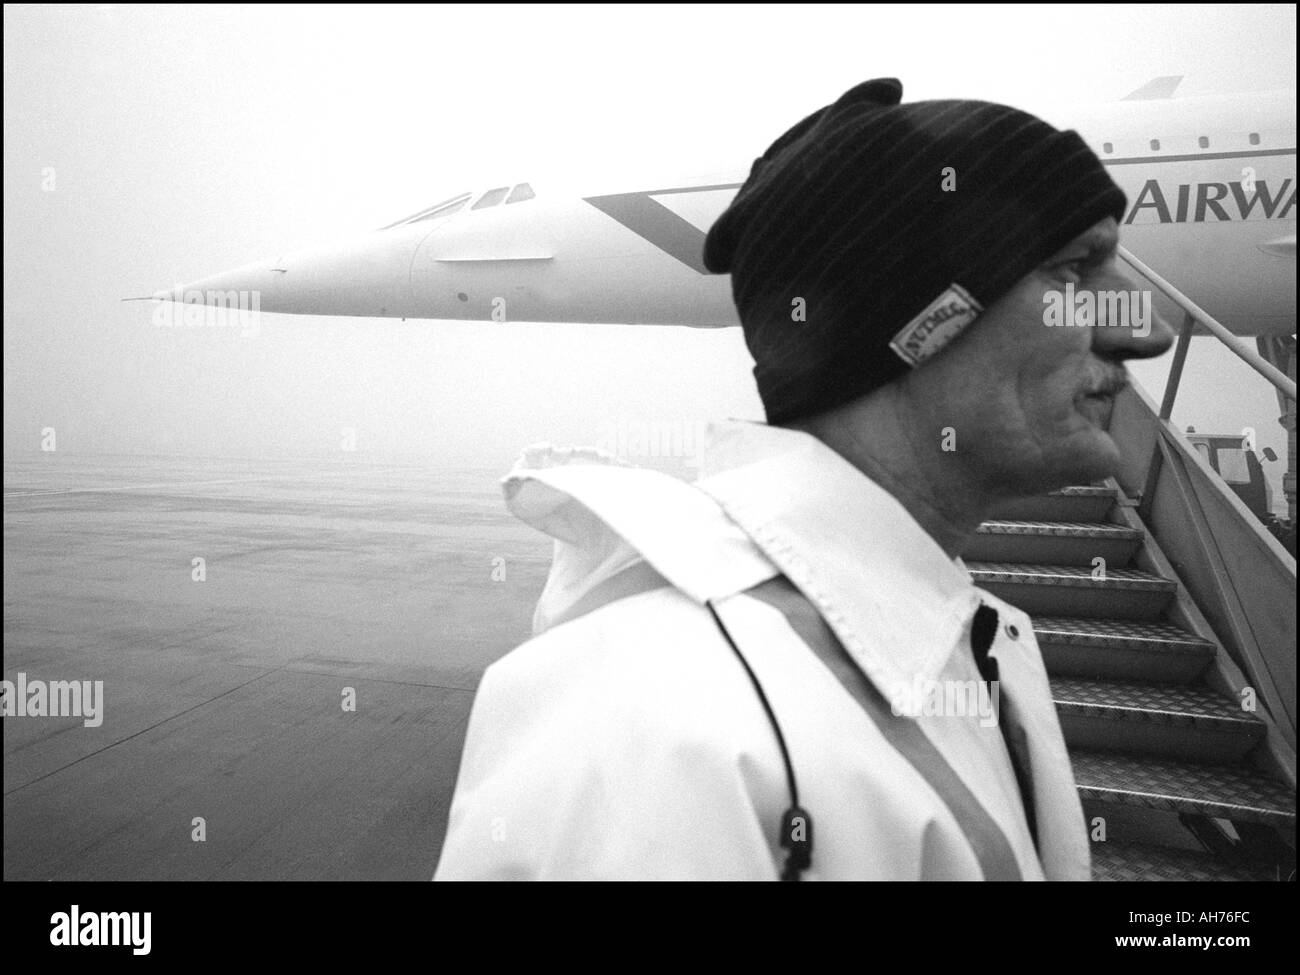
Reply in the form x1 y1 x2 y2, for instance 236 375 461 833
3 452 552 880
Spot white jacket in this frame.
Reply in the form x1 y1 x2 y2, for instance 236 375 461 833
434 421 1091 881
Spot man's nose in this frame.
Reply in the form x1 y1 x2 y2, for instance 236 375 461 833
1089 267 1176 361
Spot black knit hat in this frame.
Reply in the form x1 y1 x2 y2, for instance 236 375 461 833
703 78 1127 425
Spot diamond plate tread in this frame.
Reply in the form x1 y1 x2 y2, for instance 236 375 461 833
1032 616 1215 654
969 562 1175 591
987 485 1118 523
1071 749 1296 826
977 520 1141 539
1091 840 1277 881
1052 677 1261 732
1050 485 1117 498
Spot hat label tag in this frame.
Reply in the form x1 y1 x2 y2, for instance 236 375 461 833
889 284 983 367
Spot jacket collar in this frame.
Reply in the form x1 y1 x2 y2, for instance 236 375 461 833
502 444 779 632
695 420 984 695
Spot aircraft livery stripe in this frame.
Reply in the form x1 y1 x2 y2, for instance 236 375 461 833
584 191 714 273
628 182 745 196
1102 147 1296 166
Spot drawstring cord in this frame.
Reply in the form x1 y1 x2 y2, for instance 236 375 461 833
706 599 813 882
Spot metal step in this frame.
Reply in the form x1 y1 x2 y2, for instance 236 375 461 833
1054 677 1265 763
1033 616 1215 683
989 485 1117 523
1091 839 1279 881
970 520 1142 567
969 562 1176 619
1071 748 1297 828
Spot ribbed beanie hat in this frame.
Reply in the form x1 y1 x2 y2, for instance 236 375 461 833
703 78 1127 424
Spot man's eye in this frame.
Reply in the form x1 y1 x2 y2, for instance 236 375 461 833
1058 249 1110 280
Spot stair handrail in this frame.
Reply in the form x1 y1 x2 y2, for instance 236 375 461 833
1118 245 1297 412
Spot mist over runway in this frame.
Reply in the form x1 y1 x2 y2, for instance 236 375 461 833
3 453 549 880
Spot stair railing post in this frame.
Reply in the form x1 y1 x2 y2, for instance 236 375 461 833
1160 312 1196 421
1139 313 1195 521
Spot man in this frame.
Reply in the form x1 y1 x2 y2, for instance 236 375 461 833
434 78 1174 880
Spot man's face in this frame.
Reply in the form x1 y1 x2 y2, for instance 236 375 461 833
910 217 1175 494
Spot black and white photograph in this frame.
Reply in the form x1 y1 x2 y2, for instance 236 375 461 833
2 0 1295 938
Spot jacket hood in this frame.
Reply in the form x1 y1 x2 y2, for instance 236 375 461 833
502 443 777 634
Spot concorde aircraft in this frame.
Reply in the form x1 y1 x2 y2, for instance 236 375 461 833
150 78 1295 341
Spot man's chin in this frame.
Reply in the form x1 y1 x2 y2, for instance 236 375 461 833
1053 431 1123 487
1010 431 1122 495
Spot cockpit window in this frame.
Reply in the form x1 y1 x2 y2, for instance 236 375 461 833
506 183 535 204
381 193 471 230
408 196 470 223
471 186 511 210
380 183 531 229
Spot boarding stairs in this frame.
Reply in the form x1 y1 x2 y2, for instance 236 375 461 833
972 482 1294 880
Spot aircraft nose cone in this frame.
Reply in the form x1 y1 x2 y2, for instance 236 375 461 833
156 227 424 319
155 259 286 307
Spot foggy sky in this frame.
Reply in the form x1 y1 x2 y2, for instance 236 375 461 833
4 3 1296 475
